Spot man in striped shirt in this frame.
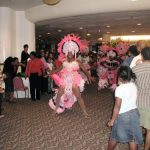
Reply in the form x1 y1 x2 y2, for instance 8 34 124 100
132 47 150 150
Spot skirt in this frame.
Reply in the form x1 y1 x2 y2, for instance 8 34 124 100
110 108 143 144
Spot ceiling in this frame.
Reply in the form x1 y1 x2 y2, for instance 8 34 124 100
0 0 150 43
36 10 150 43
0 0 43 10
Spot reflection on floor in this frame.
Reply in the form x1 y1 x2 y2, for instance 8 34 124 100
0 84 143 150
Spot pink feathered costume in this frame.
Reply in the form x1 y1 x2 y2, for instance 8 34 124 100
49 61 85 113
49 34 88 113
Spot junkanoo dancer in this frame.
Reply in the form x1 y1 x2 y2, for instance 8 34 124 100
49 34 93 117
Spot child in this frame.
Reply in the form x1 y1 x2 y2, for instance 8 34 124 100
0 66 5 118
107 66 143 150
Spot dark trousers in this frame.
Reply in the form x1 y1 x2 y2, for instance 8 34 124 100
0 93 3 115
29 73 41 100
41 76 48 93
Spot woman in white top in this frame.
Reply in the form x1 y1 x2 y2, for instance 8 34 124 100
107 66 143 150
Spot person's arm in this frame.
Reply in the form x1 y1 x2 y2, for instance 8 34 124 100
40 59 46 75
19 62 25 67
77 60 93 83
50 65 63 75
107 97 122 127
25 61 30 77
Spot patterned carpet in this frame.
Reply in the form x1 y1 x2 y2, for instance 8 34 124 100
0 84 144 150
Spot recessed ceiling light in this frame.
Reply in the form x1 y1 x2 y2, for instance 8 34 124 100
47 32 51 35
58 29 62 32
137 23 142 26
80 27 83 30
131 30 135 33
86 33 91 36
98 37 103 41
107 32 110 34
106 25 111 28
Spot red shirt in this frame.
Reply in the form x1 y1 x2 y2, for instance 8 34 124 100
25 58 45 77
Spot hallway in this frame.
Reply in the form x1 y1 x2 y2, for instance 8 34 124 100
0 84 143 150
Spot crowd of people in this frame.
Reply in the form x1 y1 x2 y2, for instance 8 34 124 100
107 41 150 150
0 35 150 149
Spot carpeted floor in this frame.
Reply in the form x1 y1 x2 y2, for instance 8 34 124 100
0 84 144 150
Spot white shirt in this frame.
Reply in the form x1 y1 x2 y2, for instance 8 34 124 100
115 82 137 114
130 54 142 68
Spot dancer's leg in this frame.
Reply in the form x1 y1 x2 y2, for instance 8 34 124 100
55 87 64 112
72 86 89 117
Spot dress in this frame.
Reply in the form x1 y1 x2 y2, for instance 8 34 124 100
49 60 85 113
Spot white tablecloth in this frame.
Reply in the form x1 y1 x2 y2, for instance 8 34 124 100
14 78 31 98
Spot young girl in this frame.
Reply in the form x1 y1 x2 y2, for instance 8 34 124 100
107 66 143 150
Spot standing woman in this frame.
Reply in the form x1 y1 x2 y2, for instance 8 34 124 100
25 52 45 101
133 47 150 150
49 34 93 117
3 57 15 102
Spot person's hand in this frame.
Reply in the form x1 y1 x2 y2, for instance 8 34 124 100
107 119 114 127
46 68 51 74
2 73 7 79
24 75 28 79
19 62 24 66
49 70 55 76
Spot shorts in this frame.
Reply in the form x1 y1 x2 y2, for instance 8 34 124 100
138 108 150 130
110 109 143 144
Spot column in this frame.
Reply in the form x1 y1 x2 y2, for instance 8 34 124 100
0 7 35 63
0 7 16 63
15 11 35 59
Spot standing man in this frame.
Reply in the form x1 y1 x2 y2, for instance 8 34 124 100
25 51 45 101
21 44 29 73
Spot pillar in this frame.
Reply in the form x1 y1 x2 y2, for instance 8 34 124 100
0 7 35 63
